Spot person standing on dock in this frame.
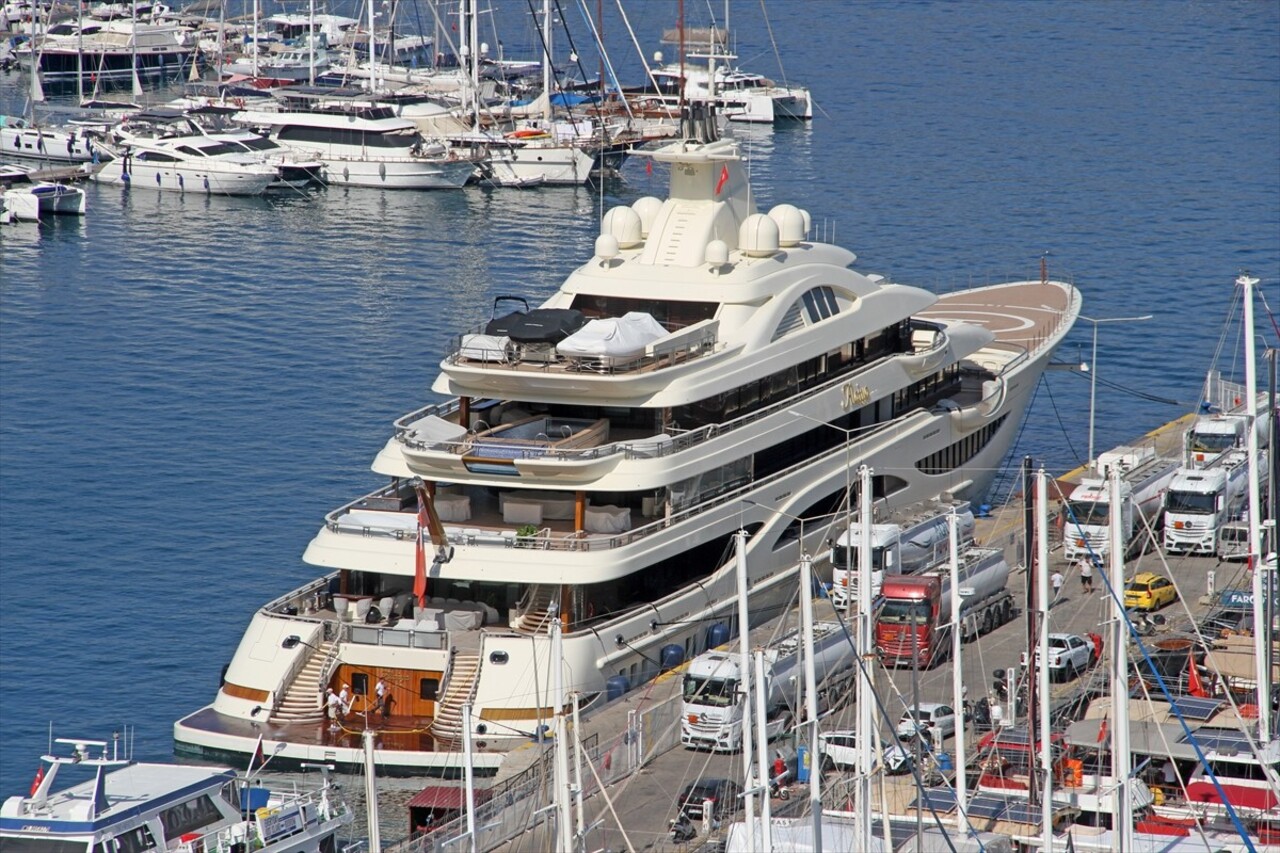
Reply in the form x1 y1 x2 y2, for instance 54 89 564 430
1051 569 1065 600
1078 559 1094 593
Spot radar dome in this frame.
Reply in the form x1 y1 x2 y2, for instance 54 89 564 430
631 196 662 237
705 240 729 268
595 234 620 262
768 204 807 247
601 206 643 249
738 214 779 258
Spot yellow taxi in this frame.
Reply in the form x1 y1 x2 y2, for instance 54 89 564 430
1123 572 1178 611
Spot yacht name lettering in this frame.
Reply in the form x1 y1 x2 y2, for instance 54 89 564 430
842 383 872 408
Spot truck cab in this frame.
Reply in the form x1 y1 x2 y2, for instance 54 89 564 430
1186 414 1248 468
1063 479 1134 562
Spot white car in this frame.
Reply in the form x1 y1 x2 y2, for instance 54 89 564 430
817 730 911 773
895 702 957 741
1021 632 1093 681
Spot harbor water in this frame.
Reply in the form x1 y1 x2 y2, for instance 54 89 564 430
1 0 1277 801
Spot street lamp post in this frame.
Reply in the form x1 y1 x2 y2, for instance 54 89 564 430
1081 314 1153 470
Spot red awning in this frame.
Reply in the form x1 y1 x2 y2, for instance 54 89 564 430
407 786 491 810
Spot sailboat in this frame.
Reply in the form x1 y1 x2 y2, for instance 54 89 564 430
1 14 100 166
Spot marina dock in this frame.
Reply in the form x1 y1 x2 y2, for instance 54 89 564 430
458 405 1260 852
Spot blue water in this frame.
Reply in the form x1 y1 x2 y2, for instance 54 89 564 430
1 0 1277 793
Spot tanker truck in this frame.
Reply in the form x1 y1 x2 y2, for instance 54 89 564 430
680 620 854 752
875 546 1013 669
1163 449 1262 555
1062 445 1180 564
829 498 975 609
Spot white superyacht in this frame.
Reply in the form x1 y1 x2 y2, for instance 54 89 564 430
174 130 1080 776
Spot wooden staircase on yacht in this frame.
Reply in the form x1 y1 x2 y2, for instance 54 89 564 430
428 652 481 744
269 638 337 724
512 584 558 634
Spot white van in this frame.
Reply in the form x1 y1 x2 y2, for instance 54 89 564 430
1217 520 1251 561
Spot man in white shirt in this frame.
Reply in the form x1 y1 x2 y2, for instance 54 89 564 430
337 684 352 720
325 689 342 730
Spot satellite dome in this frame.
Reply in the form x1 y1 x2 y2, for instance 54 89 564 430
595 234 620 261
601 206 643 249
738 214 779 258
631 196 662 238
705 239 729 267
767 204 807 247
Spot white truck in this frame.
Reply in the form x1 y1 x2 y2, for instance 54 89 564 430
1185 413 1252 469
829 499 975 608
1163 450 1257 555
680 621 854 752
1062 445 1180 563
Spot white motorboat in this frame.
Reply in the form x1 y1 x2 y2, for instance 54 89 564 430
236 99 477 190
644 62 812 124
1 734 354 853
2 180 87 219
173 132 1080 776
1 115 102 164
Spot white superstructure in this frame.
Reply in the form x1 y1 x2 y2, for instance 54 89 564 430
174 133 1079 775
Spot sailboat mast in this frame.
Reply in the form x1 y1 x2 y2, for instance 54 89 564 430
798 553 823 851
251 0 259 78
1241 274 1270 743
1108 468 1134 850
308 0 315 86
76 1 83 104
1036 469 1053 851
855 465 874 852
949 511 968 830
733 530 757 834
541 0 552 123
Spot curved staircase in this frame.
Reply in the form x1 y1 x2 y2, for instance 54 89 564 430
512 584 558 634
269 638 336 725
427 652 481 745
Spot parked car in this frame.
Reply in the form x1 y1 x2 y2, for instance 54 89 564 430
1123 572 1178 611
817 730 911 773
895 702 958 741
675 778 742 821
1020 633 1093 681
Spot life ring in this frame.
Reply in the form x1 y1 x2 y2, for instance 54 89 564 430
506 128 549 140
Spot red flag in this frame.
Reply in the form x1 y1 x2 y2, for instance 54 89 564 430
29 765 44 797
414 485 429 607
645 160 652 176
247 734 265 776
715 164 729 195
1096 717 1108 744
1188 651 1208 698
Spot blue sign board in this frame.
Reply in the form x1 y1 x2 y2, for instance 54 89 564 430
1220 588 1253 609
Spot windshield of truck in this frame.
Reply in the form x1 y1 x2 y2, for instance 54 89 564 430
1065 500 1108 525
1166 490 1216 514
832 545 885 571
879 600 931 624
683 675 737 707
1190 432 1236 453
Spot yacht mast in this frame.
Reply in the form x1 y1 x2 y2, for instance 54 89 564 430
733 530 757 834
308 0 315 86
855 465 874 851
1240 274 1270 744
251 0 259 78
130 1 143 101
1108 468 1134 851
541 0 552 123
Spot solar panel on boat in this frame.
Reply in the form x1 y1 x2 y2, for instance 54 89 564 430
906 788 957 812
965 794 1015 820
1002 801 1050 824
1169 696 1227 721
1180 728 1254 752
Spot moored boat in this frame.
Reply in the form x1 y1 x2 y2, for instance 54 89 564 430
173 128 1080 776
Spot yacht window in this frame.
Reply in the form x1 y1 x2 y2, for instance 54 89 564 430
112 825 156 853
197 142 241 157
176 145 205 157
420 678 440 701
159 795 223 840
351 673 369 695
800 286 840 323
567 295 717 327
136 152 179 162
234 137 277 152
771 301 804 342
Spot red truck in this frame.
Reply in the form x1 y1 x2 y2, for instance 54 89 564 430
875 546 1014 668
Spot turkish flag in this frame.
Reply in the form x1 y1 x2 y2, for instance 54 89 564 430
1096 717 1108 744
30 765 44 797
715 165 729 195
1188 651 1208 698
